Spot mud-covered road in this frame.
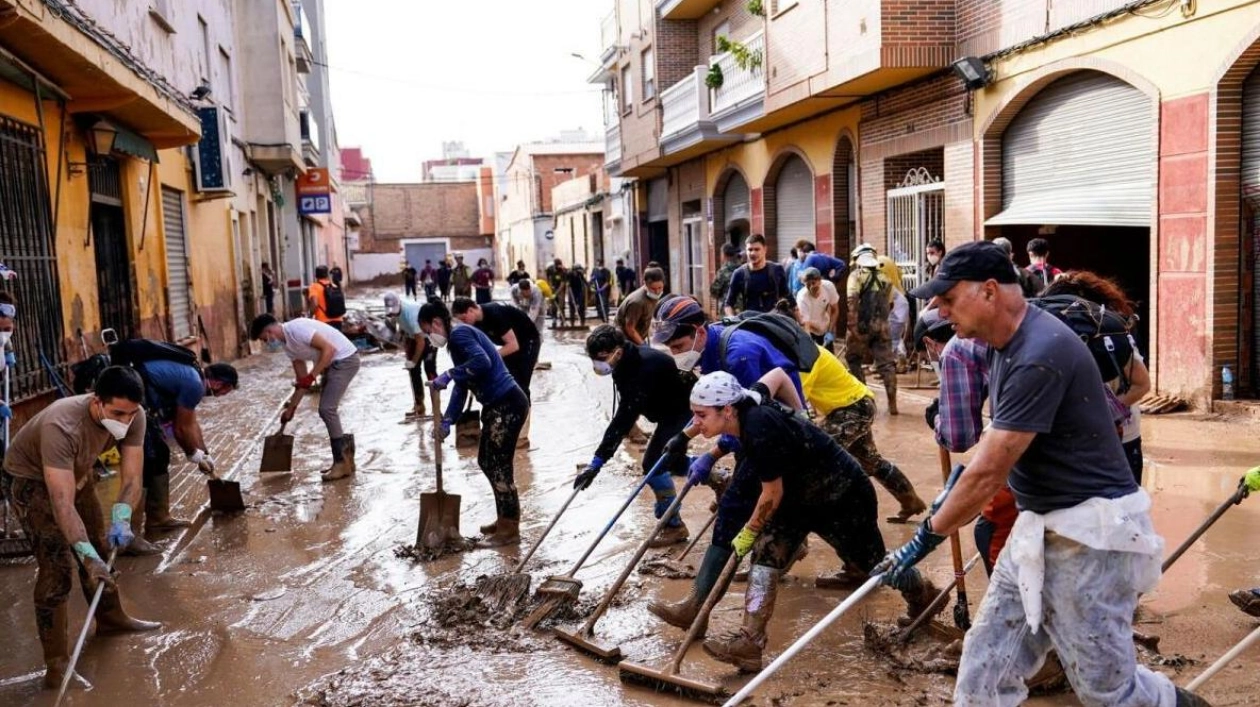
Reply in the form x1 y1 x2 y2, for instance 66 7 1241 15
1 300 1258 706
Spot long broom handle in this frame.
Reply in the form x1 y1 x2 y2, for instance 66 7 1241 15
1185 623 1260 692
567 455 669 575
578 478 697 635
668 552 741 675
512 486 581 573
898 553 982 644
673 509 717 563
938 446 970 625
430 386 443 493
723 574 884 707
1162 478 1248 573
55 548 118 707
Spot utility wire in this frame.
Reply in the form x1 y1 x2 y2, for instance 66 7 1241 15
314 59 603 98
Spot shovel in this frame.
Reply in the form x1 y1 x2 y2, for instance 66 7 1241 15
474 484 582 611
259 422 294 473
207 472 245 513
417 387 461 549
554 476 698 662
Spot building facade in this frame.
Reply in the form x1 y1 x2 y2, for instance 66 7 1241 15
597 0 1260 406
495 142 605 275
347 182 487 282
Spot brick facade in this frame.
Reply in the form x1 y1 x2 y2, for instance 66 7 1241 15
356 182 482 255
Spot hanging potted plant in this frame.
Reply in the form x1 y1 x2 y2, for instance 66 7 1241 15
705 63 724 89
747 0 765 16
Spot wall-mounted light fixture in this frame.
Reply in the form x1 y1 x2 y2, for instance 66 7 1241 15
951 56 992 91
67 119 120 177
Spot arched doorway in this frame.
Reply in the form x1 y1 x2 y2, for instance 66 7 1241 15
771 154 814 263
832 133 857 257
721 171 751 249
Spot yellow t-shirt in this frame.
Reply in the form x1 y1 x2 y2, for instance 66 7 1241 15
801 345 872 416
535 278 554 299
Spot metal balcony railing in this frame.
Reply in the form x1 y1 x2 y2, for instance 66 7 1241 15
605 123 621 166
710 31 765 116
661 68 708 140
600 10 617 61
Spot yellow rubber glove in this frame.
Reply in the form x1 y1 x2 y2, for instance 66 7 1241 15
732 526 760 558
1244 466 1260 493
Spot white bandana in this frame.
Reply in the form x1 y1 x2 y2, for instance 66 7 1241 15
690 371 747 407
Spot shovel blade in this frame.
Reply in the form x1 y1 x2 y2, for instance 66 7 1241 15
207 479 245 512
259 434 294 472
418 490 461 549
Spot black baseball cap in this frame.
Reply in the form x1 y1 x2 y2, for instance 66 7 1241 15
908 241 1018 299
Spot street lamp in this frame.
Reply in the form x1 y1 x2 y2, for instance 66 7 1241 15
67 118 119 177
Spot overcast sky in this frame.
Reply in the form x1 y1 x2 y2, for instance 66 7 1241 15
324 0 608 182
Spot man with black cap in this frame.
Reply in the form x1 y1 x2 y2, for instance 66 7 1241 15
874 241 1201 707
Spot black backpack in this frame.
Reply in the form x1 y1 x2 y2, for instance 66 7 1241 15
109 339 200 370
322 282 347 319
718 311 819 373
1028 294 1138 393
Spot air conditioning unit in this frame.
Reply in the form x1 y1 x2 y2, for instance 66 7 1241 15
193 106 234 194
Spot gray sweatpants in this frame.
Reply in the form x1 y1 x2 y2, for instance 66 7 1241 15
955 532 1175 707
319 355 360 440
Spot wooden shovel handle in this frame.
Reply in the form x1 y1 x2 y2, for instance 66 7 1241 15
430 386 443 491
669 552 741 674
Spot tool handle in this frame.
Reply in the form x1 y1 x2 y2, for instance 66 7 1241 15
430 386 444 492
897 552 982 644
1185 622 1260 691
513 486 581 573
938 447 970 615
1162 479 1248 574
568 454 669 575
669 552 740 674
673 509 717 563
723 574 883 707
56 549 118 707
579 478 697 634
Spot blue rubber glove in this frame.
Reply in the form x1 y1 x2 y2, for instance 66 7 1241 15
0 403 11 421
823 331 835 345
716 434 741 455
438 418 452 442
4 351 14 367
107 503 134 549
687 453 716 486
732 526 759 558
1245 466 1260 493
574 456 604 491
430 372 452 390
872 518 947 588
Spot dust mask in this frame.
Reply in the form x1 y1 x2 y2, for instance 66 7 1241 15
266 339 284 353
592 360 614 377
0 332 12 349
100 416 131 440
645 290 662 301
429 332 447 348
673 336 702 372
927 254 940 266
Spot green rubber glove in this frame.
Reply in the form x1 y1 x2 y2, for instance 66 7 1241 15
732 526 760 558
1245 466 1260 493
72 541 102 562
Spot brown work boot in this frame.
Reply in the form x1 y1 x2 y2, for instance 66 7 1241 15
95 592 162 634
897 572 944 626
320 460 353 483
872 463 927 522
703 565 779 672
647 522 689 549
648 589 706 631
145 474 190 531
479 519 499 535
477 518 520 548
1229 588 1260 617
40 605 71 689
342 434 357 474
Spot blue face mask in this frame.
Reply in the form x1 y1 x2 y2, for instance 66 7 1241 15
266 339 284 353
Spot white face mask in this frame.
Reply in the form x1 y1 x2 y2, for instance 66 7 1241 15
0 331 12 349
100 416 131 440
927 254 940 266
428 326 448 348
673 335 702 372
592 360 614 377
645 289 662 301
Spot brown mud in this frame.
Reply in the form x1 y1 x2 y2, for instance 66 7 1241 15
1 291 1259 705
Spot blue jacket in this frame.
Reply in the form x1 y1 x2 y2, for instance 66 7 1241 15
698 324 804 403
443 323 520 422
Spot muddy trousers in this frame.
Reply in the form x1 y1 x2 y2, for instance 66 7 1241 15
955 536 1176 707
318 355 361 454
818 397 922 513
844 331 897 406
478 387 529 521
406 339 439 411
641 412 691 528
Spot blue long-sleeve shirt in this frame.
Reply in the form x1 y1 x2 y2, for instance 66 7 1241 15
803 252 846 280
443 323 520 422
698 323 804 403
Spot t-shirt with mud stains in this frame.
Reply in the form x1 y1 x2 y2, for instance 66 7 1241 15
4 394 146 484
987 305 1137 514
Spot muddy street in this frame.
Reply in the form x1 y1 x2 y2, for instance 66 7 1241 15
2 324 1259 706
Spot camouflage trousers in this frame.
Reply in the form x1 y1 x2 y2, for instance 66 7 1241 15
844 327 896 388
752 473 885 572
819 396 886 476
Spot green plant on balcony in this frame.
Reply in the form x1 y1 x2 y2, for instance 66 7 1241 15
746 0 765 16
716 35 764 72
705 63 724 89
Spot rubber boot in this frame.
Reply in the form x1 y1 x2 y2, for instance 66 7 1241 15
95 591 162 634
815 559 867 590
703 565 779 672
476 518 519 548
1228 588 1260 617
1176 687 1213 707
343 434 357 474
145 474 190 531
896 569 943 626
40 604 71 689
516 410 531 449
871 461 927 522
479 520 499 535
647 476 689 548
321 437 352 482
122 492 162 557
649 544 729 631
880 368 899 415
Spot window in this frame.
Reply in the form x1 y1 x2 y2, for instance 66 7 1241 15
711 20 731 55
642 48 655 100
219 47 235 112
620 65 633 112
198 16 211 86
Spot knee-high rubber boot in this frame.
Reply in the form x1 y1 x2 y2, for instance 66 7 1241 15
321 437 352 482
145 474 190 531
894 567 943 626
703 565 780 672
648 544 729 631
342 434 357 474
123 492 162 556
646 473 688 548
40 604 70 689
871 461 927 521
95 591 161 634
879 368 899 415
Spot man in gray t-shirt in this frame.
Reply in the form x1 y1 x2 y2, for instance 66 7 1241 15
872 241 1193 707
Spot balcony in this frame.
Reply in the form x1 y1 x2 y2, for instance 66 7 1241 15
299 110 320 165
709 31 765 133
293 2 313 73
659 67 740 163
605 123 622 171
657 0 722 20
599 10 618 64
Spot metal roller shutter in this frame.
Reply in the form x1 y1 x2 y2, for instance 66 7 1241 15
988 71 1154 227
724 173 750 225
161 188 193 340
648 177 668 223
774 156 814 261
1243 68 1260 189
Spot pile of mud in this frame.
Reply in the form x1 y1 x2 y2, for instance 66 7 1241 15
394 538 478 563
863 621 964 676
637 549 697 579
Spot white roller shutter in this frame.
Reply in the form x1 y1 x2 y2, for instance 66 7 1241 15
774 156 814 261
988 71 1154 227
724 173 750 225
648 177 668 223
161 188 193 340
1243 68 1260 190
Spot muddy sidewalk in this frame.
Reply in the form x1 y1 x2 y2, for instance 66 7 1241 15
1 325 1259 706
